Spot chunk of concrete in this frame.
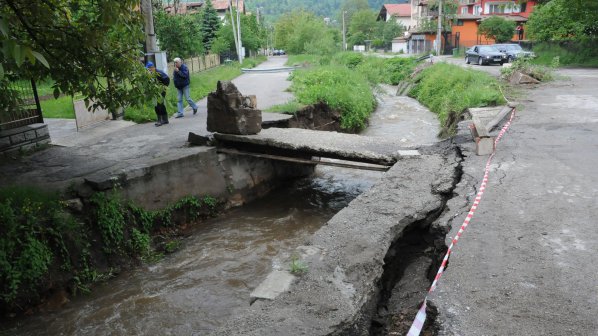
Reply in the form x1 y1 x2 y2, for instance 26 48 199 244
250 270 295 304
207 81 262 135
397 150 421 157
510 71 540 85
475 137 495 155
187 132 213 146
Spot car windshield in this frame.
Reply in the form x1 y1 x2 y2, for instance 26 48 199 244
479 46 498 52
507 45 523 51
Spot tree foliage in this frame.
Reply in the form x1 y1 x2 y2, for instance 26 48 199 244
478 16 516 43
154 11 204 59
201 0 221 51
527 0 598 41
211 9 265 55
0 0 160 114
274 10 339 55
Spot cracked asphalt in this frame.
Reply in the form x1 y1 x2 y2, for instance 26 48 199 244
432 68 598 335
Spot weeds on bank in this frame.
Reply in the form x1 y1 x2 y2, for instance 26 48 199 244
409 63 505 137
265 100 306 114
501 57 559 82
0 185 220 309
289 255 308 275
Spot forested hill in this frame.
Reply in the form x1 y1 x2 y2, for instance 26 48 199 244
246 0 408 22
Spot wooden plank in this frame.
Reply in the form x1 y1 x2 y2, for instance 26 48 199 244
486 106 513 132
217 148 390 172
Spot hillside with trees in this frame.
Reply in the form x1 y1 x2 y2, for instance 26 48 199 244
247 0 408 21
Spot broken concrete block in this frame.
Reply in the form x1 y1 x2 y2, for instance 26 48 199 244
207 81 262 135
475 137 495 156
187 132 213 146
510 71 540 85
250 270 295 304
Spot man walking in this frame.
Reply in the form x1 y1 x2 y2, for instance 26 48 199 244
173 57 198 118
146 62 170 127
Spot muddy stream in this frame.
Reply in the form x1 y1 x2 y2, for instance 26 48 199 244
1 87 439 335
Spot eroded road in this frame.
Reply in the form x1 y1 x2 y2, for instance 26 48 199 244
432 69 598 335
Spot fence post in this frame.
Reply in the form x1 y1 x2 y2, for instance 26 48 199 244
30 79 44 123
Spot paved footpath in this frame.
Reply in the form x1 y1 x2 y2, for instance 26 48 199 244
431 69 598 335
0 57 294 189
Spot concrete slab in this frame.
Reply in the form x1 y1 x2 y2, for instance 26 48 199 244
214 128 413 165
250 271 296 303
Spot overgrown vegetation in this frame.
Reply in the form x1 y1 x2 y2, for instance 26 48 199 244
501 57 558 82
410 63 506 137
532 40 598 67
290 65 376 130
265 100 306 114
0 185 221 313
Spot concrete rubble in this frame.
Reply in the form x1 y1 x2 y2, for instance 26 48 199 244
207 80 262 135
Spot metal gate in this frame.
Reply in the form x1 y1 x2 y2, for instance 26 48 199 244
0 80 43 131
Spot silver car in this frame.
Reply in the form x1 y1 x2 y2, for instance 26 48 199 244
493 44 536 62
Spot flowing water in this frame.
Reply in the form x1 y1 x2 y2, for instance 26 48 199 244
1 167 381 336
1 86 439 335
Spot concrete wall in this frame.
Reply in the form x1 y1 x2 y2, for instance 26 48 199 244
85 147 314 211
0 123 50 155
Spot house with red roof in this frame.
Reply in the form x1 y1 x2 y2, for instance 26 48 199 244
164 0 245 19
378 4 415 31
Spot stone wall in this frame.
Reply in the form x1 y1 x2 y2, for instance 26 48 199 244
0 123 50 155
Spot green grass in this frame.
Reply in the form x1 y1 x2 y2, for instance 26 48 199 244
532 41 598 67
265 100 306 114
40 96 75 119
290 65 376 131
285 54 325 67
410 63 506 137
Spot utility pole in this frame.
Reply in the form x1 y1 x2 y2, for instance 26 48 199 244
436 0 443 55
228 0 239 61
236 0 243 62
141 0 158 56
342 11 347 51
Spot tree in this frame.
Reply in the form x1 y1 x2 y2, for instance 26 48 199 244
155 11 204 59
478 16 516 43
274 10 338 55
0 0 160 115
211 9 265 55
527 0 598 41
201 0 221 51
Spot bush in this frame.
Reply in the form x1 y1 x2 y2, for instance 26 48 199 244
0 187 84 305
332 52 365 69
410 63 505 137
384 57 418 85
501 57 556 81
532 40 598 67
290 65 376 131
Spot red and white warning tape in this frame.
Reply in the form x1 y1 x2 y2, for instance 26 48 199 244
406 109 516 336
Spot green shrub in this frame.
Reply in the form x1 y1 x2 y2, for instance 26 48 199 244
332 52 365 69
91 191 126 253
290 65 376 131
0 187 82 304
532 40 598 67
410 63 505 137
384 57 418 85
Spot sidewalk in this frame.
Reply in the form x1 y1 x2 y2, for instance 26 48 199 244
0 57 294 191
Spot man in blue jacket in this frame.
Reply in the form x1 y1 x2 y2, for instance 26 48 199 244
172 57 198 118
146 62 170 127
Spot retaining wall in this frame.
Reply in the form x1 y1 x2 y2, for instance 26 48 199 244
0 123 50 155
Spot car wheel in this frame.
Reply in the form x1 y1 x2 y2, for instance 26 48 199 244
478 57 484 66
508 56 514 63
499 61 504 65
466 56 470 64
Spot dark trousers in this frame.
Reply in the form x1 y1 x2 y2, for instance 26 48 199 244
155 91 167 117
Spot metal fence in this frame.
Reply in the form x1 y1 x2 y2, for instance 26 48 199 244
0 80 43 131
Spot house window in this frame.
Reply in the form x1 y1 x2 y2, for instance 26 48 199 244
489 4 505 14
520 3 527 12
461 7 468 14
474 5 482 15
456 20 464 26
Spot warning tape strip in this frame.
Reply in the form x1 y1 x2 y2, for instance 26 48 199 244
406 109 516 336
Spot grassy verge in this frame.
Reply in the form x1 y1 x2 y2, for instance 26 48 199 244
37 56 266 122
409 63 506 137
532 40 598 68
265 100 306 114
286 54 324 67
0 185 221 314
